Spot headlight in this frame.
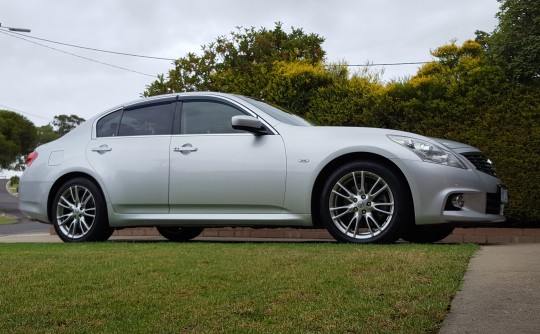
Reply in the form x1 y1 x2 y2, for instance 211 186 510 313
388 135 466 169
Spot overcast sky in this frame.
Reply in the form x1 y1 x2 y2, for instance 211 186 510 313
1 0 501 127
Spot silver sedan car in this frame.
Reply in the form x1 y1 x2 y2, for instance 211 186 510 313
19 92 507 243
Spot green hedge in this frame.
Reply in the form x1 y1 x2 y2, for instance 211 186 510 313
378 82 539 225
299 42 540 225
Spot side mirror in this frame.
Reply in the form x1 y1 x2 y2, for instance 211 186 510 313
231 115 268 135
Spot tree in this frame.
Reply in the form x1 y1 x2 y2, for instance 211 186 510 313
260 60 334 117
306 66 385 126
0 110 36 170
34 115 87 147
476 0 540 82
379 40 506 138
36 124 60 146
51 114 85 136
143 22 326 96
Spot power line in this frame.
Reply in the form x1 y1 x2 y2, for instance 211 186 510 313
5 30 176 61
4 30 430 68
0 104 51 122
344 62 429 67
0 30 158 78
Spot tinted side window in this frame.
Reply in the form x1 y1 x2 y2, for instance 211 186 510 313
181 101 245 134
118 102 175 136
96 110 122 137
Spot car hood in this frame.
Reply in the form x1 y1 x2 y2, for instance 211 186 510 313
429 137 477 152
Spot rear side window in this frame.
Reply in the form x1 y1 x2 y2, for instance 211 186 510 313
96 101 175 137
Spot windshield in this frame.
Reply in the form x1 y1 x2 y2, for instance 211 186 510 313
236 96 312 126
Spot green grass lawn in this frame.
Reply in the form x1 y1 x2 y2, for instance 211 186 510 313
0 242 477 333
7 181 18 195
0 214 15 224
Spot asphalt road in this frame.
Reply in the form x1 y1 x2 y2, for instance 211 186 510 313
0 179 50 235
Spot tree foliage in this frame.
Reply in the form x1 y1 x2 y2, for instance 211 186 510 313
0 110 37 170
378 41 507 138
36 124 59 146
0 111 87 172
34 115 87 148
476 0 540 82
307 68 385 126
143 22 325 96
377 41 540 224
51 114 85 136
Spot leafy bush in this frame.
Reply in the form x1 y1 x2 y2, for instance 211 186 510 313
9 175 19 186
374 41 540 225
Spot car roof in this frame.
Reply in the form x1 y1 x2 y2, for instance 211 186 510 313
119 91 238 110
86 91 283 128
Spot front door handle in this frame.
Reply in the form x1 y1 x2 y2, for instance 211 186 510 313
91 145 112 153
174 144 198 154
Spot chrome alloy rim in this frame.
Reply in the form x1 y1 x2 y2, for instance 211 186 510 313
329 171 394 239
56 185 96 239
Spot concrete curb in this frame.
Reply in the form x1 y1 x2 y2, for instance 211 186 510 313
0 232 333 243
4 179 18 198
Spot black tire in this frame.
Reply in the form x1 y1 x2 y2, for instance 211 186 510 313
52 177 113 242
319 161 411 244
156 226 204 242
401 225 455 243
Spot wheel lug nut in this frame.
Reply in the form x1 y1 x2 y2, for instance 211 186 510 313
362 210 367 214
361 195 366 199
367 202 371 207
353 198 358 202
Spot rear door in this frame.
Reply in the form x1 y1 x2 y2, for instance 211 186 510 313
86 98 176 214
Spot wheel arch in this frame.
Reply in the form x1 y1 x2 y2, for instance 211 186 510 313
310 152 415 228
47 172 107 224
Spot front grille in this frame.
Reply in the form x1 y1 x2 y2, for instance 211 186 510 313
461 152 497 177
486 192 501 214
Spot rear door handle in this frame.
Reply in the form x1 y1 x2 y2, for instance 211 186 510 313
174 144 198 154
91 145 112 153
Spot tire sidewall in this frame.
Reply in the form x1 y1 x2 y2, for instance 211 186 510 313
319 161 409 244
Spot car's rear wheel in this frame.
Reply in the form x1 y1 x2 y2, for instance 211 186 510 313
52 178 113 242
401 224 455 243
320 161 410 243
156 226 204 242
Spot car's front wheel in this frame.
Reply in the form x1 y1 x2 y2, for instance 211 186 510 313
52 178 113 242
156 226 204 242
320 161 410 243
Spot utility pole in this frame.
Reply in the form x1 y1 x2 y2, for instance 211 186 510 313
0 23 31 33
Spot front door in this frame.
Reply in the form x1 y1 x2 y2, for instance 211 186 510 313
168 100 286 214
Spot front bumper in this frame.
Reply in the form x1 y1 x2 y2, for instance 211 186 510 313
398 160 507 225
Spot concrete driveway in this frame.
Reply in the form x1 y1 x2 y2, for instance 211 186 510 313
440 243 540 334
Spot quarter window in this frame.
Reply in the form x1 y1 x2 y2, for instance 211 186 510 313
181 101 246 134
96 110 121 137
